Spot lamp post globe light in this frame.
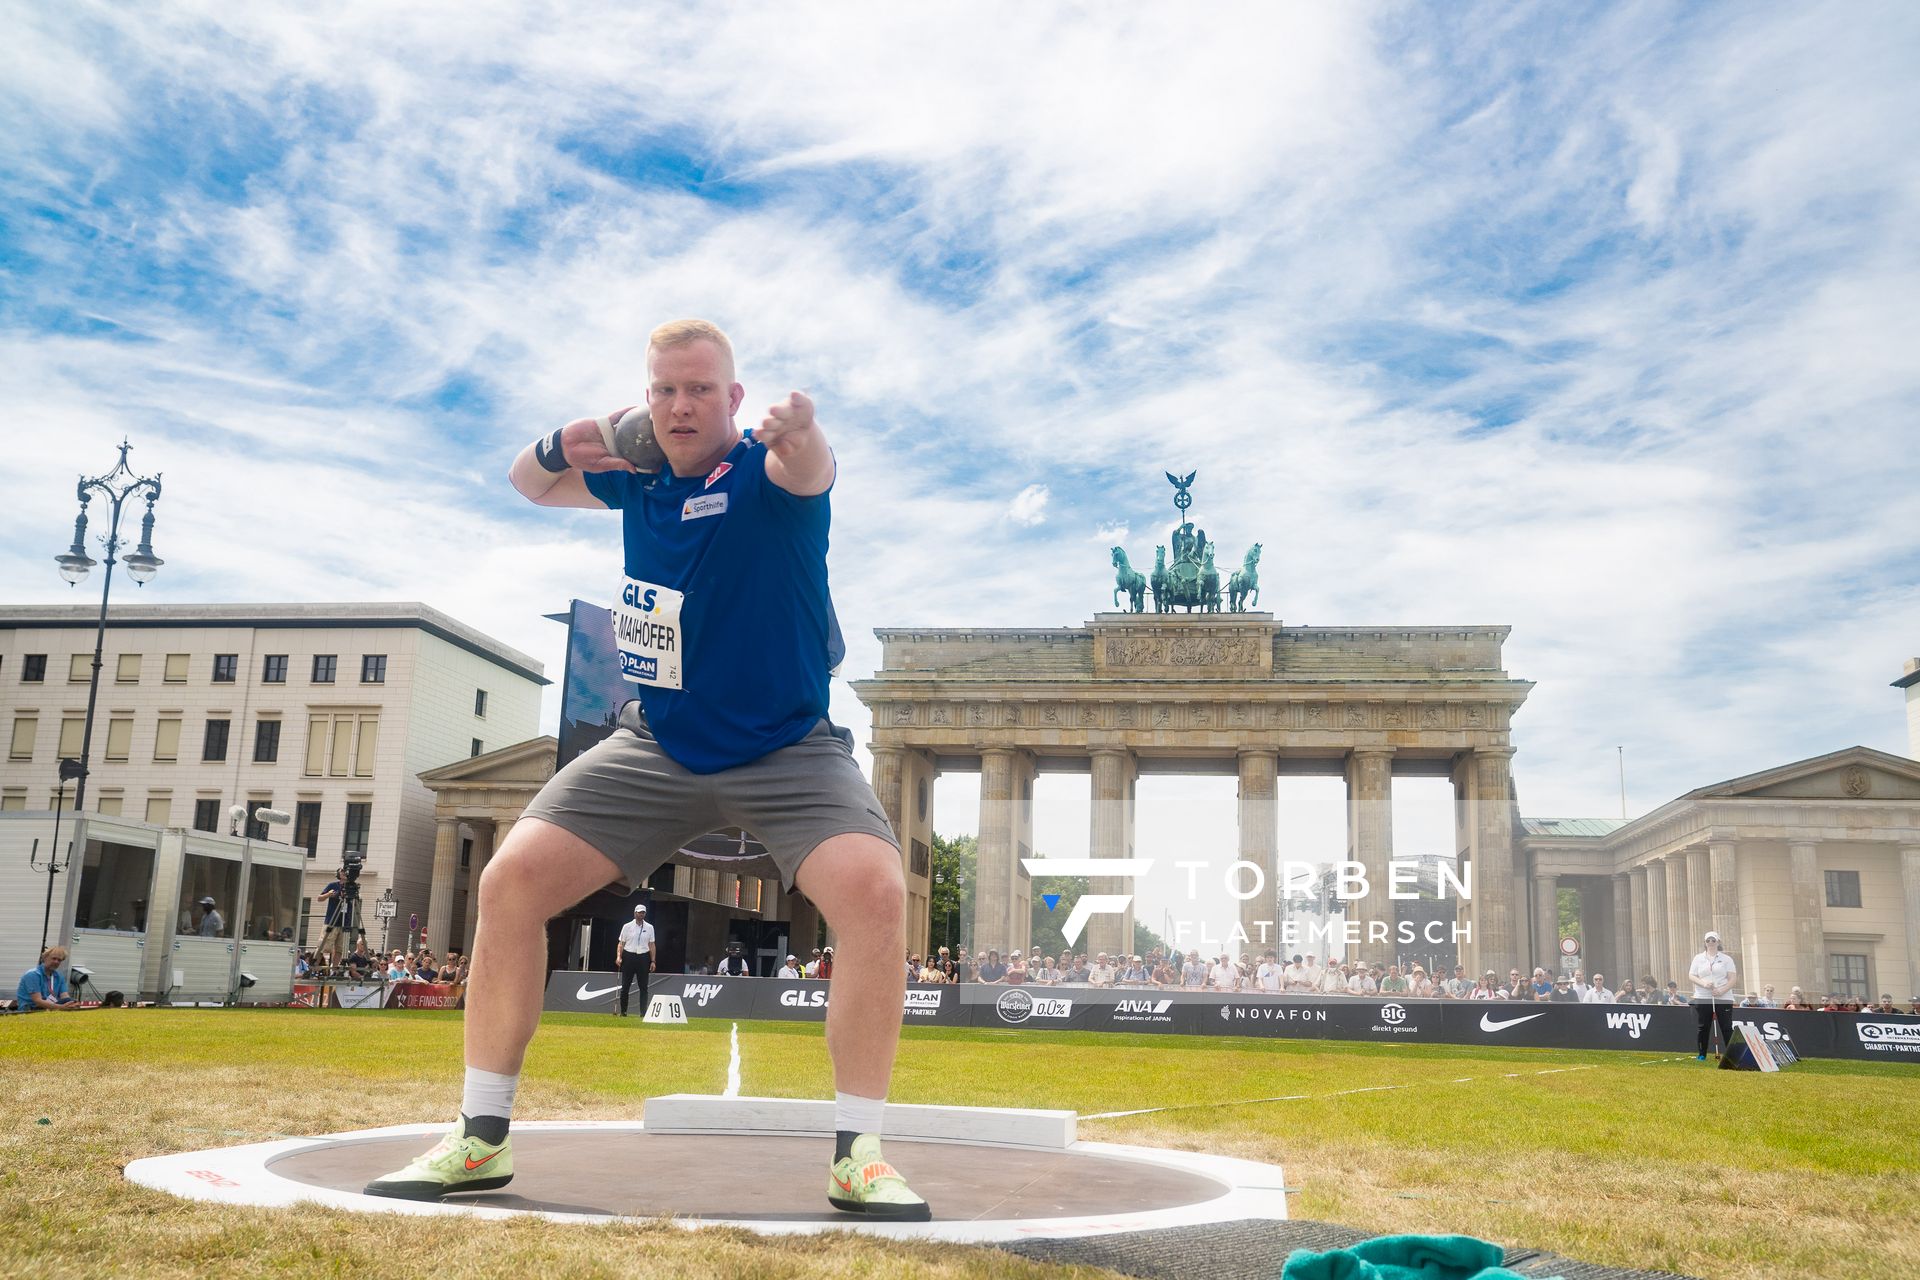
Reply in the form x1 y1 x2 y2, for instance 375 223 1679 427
53 439 164 817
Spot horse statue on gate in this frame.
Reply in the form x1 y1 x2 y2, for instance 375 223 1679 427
1150 546 1170 613
1199 544 1222 613
1111 546 1147 613
1228 543 1262 612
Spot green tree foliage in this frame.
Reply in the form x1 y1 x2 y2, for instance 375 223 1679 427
928 832 975 953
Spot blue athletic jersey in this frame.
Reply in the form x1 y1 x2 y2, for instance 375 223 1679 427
583 433 844 773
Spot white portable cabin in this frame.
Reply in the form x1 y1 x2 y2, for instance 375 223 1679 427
1 810 303 1004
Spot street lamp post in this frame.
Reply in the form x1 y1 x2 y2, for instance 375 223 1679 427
54 439 165 814
52 440 162 948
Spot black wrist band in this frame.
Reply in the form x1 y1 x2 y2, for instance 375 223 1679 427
534 427 569 473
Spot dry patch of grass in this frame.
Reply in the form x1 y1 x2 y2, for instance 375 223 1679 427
4 1010 1916 1279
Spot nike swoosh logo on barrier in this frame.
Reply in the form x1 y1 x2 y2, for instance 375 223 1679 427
576 982 621 1000
1480 1012 1549 1033
464 1150 501 1171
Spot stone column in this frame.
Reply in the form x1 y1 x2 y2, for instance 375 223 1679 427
760 877 784 922
1088 747 1135 961
1238 749 1279 957
870 747 907 836
1609 874 1631 990
788 890 823 959
1663 855 1691 986
1901 846 1920 1006
1470 749 1517 978
718 872 738 910
1628 866 1650 989
425 817 461 954
1787 842 1826 995
693 866 721 902
1644 860 1670 986
1687 847 1712 951
975 748 1016 958
461 821 499 955
1346 747 1394 968
1532 873 1558 973
1708 841 1742 962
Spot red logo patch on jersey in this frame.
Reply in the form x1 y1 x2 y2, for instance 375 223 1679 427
704 462 732 489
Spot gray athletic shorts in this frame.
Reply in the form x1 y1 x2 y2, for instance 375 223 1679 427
520 700 898 890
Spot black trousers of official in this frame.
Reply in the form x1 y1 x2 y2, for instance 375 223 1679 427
619 952 652 1016
1695 999 1732 1057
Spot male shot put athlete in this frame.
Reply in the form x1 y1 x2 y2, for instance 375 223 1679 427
367 319 926 1219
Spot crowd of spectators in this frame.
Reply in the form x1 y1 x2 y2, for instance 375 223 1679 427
294 942 468 986
865 947 1919 1013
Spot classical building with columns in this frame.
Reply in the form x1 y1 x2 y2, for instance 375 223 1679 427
850 614 1534 975
1520 747 1920 1000
417 738 818 973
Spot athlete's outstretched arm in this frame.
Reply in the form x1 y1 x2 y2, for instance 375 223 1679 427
508 413 638 509
757 391 835 497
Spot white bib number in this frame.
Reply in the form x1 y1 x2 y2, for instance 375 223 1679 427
614 576 684 690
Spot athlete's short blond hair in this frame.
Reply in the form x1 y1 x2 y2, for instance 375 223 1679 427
647 318 735 378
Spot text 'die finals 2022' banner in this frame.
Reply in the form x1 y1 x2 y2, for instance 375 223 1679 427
538 972 1920 1060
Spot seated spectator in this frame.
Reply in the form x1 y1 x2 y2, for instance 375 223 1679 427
295 952 315 980
977 949 1007 984
1550 976 1577 1002
1868 993 1898 1014
1616 979 1642 1005
1346 966 1373 995
1528 968 1553 1001
1581 973 1615 1003
1004 952 1029 985
385 952 407 981
954 947 975 983
1779 986 1811 1009
1088 953 1118 987
1319 963 1349 995
1446 965 1472 999
932 946 956 982
1740 984 1777 1008
1662 980 1689 1006
16 947 80 1013
917 958 944 984
1469 977 1494 1000
1411 968 1436 998
1068 953 1091 984
1380 964 1408 994
1570 969 1590 1001
1282 954 1307 991
1302 953 1325 991
1119 954 1148 985
777 954 801 979
1182 951 1208 990
1151 954 1177 987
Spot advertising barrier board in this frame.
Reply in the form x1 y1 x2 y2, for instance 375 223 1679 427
531 973 1917 1061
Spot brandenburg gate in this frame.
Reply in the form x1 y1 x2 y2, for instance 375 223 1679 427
852 617 1534 976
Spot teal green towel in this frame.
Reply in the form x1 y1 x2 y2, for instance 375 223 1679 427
1280 1233 1560 1280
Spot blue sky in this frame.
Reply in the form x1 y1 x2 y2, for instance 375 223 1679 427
4 2 1917 934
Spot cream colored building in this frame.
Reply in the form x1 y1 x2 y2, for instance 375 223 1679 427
0 603 545 948
1521 747 1920 1001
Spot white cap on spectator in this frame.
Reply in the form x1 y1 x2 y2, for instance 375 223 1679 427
1704 930 1720 942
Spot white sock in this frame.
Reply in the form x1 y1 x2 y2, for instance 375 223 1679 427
462 1066 519 1120
834 1091 885 1136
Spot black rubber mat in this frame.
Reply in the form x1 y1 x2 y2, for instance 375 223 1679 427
994 1218 1698 1280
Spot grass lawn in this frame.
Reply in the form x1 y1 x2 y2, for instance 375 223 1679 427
3 1009 1915 1279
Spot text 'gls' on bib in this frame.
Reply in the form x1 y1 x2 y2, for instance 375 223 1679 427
613 576 684 690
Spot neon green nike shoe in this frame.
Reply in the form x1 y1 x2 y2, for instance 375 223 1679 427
828 1134 930 1221
363 1122 513 1201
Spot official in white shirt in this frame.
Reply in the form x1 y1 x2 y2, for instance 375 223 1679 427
778 954 801 979
1687 931 1737 1059
615 904 658 1018
1580 973 1615 1004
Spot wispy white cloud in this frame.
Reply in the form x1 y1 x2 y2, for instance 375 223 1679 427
1006 484 1050 527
